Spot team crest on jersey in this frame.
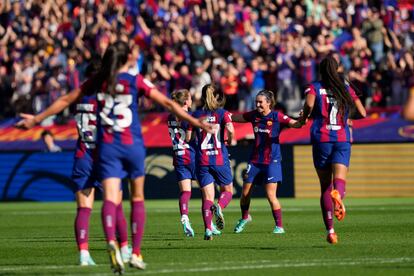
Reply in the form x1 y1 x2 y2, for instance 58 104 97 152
267 121 273 126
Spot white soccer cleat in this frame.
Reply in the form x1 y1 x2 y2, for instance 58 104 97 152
79 251 96 266
129 253 147 270
107 241 125 275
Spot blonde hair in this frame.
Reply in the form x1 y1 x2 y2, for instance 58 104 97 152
171 89 190 106
201 84 225 111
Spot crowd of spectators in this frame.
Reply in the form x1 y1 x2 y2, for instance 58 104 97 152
1 0 414 122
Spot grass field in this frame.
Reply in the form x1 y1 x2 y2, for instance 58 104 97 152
0 198 413 275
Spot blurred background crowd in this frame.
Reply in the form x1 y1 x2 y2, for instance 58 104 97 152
1 0 414 123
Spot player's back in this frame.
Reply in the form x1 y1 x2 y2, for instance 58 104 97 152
96 72 153 148
306 81 354 143
167 113 195 166
74 94 98 158
193 108 231 166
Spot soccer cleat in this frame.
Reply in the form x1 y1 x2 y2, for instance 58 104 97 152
234 215 252 233
204 228 213 240
107 241 125 275
181 217 195 237
272 226 285 234
79 252 96 266
211 223 221 236
331 189 346 221
129 253 146 270
120 245 132 264
211 203 225 230
327 232 338 244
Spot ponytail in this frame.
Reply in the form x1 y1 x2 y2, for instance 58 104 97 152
201 84 225 111
95 41 130 95
171 89 190 106
319 55 354 117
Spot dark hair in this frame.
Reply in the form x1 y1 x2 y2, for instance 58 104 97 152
171 89 190 106
96 41 130 95
256 89 276 108
201 84 225 111
85 55 102 78
319 55 354 117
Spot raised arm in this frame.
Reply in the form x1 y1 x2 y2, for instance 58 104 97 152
15 87 83 129
149 89 213 133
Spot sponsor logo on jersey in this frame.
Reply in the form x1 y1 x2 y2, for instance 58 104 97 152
206 116 216 123
254 127 271 134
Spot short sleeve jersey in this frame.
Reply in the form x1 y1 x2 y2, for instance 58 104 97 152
243 110 291 164
305 81 359 143
192 108 232 166
167 113 195 166
96 73 154 146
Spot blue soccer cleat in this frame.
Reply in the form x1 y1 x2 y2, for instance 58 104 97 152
272 226 285 234
211 203 225 230
234 215 252 233
204 228 213 240
181 217 195 237
211 223 222 236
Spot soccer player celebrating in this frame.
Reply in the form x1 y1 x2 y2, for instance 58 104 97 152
16 58 131 266
232 90 301 234
86 41 213 273
191 84 235 240
297 55 366 244
167 89 196 237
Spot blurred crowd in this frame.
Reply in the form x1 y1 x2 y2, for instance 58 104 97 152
1 0 414 122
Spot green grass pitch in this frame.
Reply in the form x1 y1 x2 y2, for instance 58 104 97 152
0 198 413 275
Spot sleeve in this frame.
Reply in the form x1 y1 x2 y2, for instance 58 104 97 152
242 110 256 122
223 110 233 124
277 112 292 125
304 84 316 96
136 74 155 97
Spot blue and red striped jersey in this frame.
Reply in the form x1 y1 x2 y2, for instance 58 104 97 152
73 79 98 159
305 81 359 143
167 113 195 166
96 73 154 146
243 110 291 164
192 108 232 166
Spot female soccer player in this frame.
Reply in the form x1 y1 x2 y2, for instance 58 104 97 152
192 84 235 240
167 89 196 237
232 90 301 234
88 41 213 273
16 58 131 266
297 55 366 244
18 41 213 273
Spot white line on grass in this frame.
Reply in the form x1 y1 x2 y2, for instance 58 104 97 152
0 257 412 274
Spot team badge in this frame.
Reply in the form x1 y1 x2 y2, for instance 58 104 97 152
267 121 273 126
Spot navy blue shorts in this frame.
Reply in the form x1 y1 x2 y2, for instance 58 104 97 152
98 143 145 181
196 161 233 188
243 161 282 184
312 142 351 169
175 164 196 182
71 152 100 191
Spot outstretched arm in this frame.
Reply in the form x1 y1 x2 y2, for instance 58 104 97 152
225 122 235 145
149 89 214 133
15 88 83 129
402 86 414 121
